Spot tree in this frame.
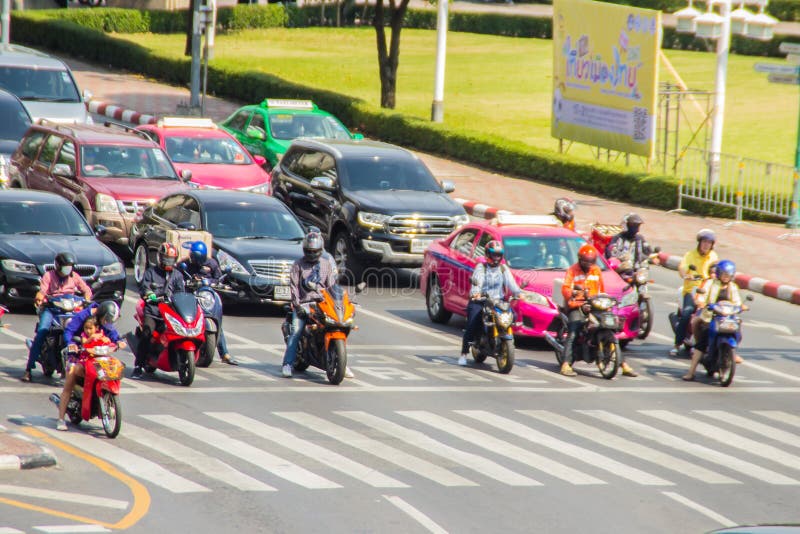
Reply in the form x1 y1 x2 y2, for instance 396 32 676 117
373 0 411 109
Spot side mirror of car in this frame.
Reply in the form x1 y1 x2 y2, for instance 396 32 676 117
441 180 456 194
246 126 266 141
94 224 107 237
355 281 367 294
253 155 267 167
310 176 335 191
82 89 93 102
52 163 74 178
176 221 197 231
180 169 193 182
352 133 364 140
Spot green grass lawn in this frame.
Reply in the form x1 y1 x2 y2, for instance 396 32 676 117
117 27 799 168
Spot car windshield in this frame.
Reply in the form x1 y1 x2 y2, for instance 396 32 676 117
0 200 92 236
80 145 179 180
164 136 253 165
0 97 30 140
268 113 351 141
502 236 608 271
340 156 442 192
0 66 80 103
205 205 305 239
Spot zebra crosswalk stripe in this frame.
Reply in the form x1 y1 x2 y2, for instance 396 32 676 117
580 410 800 486
752 410 800 430
206 412 409 488
274 412 477 487
696 411 800 450
141 414 340 489
457 410 672 486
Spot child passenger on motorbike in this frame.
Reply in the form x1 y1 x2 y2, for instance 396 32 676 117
458 241 521 367
682 260 743 381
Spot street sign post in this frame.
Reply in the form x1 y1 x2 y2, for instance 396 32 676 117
753 62 800 74
767 73 800 84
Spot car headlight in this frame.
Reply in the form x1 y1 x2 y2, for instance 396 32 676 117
520 290 548 306
196 291 215 312
244 182 270 194
95 193 119 213
217 249 248 275
100 262 124 276
497 311 514 329
619 290 638 308
453 214 470 227
1 259 38 274
357 211 391 229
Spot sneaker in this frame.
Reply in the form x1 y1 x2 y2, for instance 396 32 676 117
668 347 679 358
457 354 468 366
20 370 31 383
56 418 67 431
131 367 143 379
560 362 577 377
344 366 355 379
281 364 292 378
221 354 239 366
621 364 638 377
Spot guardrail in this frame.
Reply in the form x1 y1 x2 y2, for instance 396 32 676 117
675 147 798 221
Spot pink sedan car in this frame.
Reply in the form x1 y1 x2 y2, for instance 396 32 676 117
420 216 641 343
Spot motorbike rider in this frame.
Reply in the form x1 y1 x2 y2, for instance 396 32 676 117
605 213 658 272
134 243 186 378
560 244 638 377
63 300 124 352
553 197 577 231
459 240 521 366
183 241 238 366
682 260 743 381
671 229 719 357
281 230 338 378
22 252 93 383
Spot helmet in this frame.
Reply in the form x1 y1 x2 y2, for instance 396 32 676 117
189 241 208 266
157 243 178 271
54 251 76 277
96 301 119 326
485 240 504 266
696 228 716 245
623 212 643 231
715 259 736 279
302 231 324 263
578 244 598 264
554 197 576 223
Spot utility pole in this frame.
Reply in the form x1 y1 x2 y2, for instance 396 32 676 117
1 0 10 48
189 0 203 111
430 0 448 122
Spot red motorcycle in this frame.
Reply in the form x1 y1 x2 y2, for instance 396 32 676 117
134 292 204 386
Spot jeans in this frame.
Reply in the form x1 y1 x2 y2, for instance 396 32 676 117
461 301 484 354
26 308 54 372
282 310 307 367
136 315 159 368
217 327 229 357
563 308 586 366
675 293 695 347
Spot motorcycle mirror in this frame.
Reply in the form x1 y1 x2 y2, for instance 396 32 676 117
178 262 188 271
355 282 367 294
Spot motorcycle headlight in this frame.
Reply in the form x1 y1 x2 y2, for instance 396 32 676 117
58 298 76 311
101 262 124 277
1 259 38 274
453 214 470 228
520 290 548 306
593 296 616 310
95 193 119 213
497 311 514 329
196 291 215 312
357 211 391 229
619 290 638 308
716 303 736 316
635 268 649 286
217 250 248 275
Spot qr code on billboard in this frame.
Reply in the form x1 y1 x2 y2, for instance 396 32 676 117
633 107 648 142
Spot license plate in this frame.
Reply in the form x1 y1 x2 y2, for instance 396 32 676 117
274 285 291 300
410 238 435 253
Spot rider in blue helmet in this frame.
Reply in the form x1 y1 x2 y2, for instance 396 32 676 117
183 241 237 366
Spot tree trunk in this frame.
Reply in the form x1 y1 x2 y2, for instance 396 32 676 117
373 0 409 109
184 3 193 57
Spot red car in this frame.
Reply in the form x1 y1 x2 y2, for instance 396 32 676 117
420 215 641 342
136 117 271 194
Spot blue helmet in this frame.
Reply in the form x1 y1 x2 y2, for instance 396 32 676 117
715 259 736 278
189 241 208 265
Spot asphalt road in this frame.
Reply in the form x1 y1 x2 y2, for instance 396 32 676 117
1 264 799 534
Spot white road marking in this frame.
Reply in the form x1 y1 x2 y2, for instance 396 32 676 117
0 528 24 534
581 410 799 485
142 414 340 489
458 411 670 486
123 423 275 492
519 411 738 484
754 410 800 429
646 332 675 343
0 327 28 342
383 495 448 534
401 411 602 485
662 491 736 527
744 320 792 336
274 411 476 487
33 526 111 533
207 412 408 488
356 307 459 343
696 411 800 450
0 485 128 509
37 427 209 494
736 360 800 384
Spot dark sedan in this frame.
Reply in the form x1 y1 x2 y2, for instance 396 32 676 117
0 190 126 307
129 190 304 304
0 88 32 188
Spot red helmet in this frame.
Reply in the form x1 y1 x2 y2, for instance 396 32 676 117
578 244 598 263
158 243 178 271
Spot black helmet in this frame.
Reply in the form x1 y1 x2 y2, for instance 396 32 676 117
96 301 120 326
302 231 324 263
623 212 643 234
54 251 76 276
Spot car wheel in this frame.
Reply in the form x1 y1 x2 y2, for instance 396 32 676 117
426 276 452 324
332 231 362 283
133 243 149 285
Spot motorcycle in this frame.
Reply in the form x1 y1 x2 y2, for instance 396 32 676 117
545 293 622 379
27 294 87 379
51 340 124 438
468 294 516 374
281 284 355 385
700 296 752 387
610 248 660 340
134 290 204 386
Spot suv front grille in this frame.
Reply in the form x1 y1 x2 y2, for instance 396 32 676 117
249 260 292 284
386 215 455 236
118 200 152 216
43 264 97 279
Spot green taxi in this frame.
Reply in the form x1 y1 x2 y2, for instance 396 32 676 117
220 99 362 169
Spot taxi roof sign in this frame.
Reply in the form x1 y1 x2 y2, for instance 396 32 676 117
157 117 217 129
261 99 316 110
491 214 562 227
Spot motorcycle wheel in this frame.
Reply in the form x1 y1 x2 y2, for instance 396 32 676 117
637 299 653 340
177 349 195 387
496 339 515 374
68 394 82 426
426 276 452 324
326 339 347 385
101 392 122 439
470 345 488 364
596 338 620 379
198 332 216 368
718 345 736 387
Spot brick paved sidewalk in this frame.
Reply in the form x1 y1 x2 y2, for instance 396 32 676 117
66 58 800 288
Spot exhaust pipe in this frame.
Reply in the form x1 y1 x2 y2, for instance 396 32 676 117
544 332 564 353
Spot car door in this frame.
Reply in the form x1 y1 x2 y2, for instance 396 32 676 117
27 133 62 193
445 228 479 313
242 111 269 158
11 130 46 188
279 147 320 225
52 140 80 203
143 195 185 265
305 151 338 235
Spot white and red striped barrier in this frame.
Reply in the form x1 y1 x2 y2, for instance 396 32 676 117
87 100 156 125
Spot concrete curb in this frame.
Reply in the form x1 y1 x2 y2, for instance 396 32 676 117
87 100 156 125
455 198 800 306
0 425 57 470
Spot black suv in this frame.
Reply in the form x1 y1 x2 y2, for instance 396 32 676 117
271 139 469 278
